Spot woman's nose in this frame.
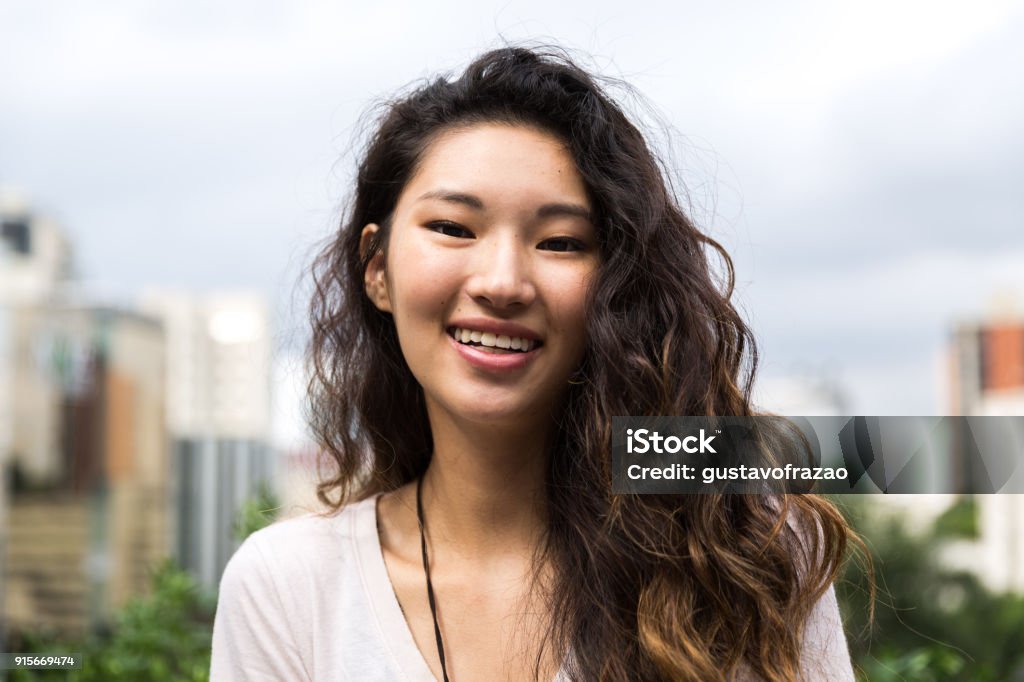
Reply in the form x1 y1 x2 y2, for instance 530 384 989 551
463 237 537 309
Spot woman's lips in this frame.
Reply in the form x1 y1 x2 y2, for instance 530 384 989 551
447 333 540 371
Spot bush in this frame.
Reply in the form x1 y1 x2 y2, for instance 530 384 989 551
837 497 1024 681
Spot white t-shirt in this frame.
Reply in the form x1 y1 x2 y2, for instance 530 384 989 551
210 494 855 681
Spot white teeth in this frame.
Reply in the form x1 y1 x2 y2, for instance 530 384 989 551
452 327 535 352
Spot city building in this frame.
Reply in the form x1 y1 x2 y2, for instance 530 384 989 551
2 192 282 638
1 190 74 529
3 190 173 635
0 190 73 305
140 291 276 590
4 305 169 634
944 316 1024 593
951 319 1024 417
1 190 74 639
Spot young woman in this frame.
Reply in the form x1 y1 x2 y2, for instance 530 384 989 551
211 46 857 681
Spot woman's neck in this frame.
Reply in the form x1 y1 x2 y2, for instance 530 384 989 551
419 409 551 561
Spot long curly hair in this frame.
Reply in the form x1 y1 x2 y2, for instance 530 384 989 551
308 45 858 681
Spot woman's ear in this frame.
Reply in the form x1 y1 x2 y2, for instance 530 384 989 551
359 223 392 313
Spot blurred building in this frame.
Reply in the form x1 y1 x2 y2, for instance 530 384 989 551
140 292 276 590
1 191 73 640
0 192 73 304
4 306 168 634
2 193 171 636
951 320 1024 416
943 317 1024 593
1 192 73 499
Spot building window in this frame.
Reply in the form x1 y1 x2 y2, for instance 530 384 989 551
2 219 31 255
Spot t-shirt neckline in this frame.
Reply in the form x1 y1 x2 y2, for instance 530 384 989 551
354 492 571 682
353 493 438 681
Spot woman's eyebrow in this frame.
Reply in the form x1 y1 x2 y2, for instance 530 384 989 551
416 189 592 222
536 202 592 223
417 189 484 210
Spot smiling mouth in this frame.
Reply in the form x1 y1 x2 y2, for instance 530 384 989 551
446 326 542 354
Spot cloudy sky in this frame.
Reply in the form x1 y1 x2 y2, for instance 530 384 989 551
3 0 1023 423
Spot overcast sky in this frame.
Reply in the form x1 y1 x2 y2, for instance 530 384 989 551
3 0 1023 423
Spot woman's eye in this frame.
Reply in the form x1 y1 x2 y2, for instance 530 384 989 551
538 238 585 253
427 221 473 238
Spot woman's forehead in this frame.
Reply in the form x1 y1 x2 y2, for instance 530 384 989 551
396 123 591 217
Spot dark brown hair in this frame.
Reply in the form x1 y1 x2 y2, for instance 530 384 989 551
309 45 858 681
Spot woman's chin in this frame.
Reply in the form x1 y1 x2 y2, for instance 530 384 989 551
437 396 552 432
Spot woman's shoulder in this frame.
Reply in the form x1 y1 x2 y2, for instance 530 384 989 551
211 495 384 680
220 495 379 594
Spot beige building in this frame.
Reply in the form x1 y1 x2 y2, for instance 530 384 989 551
4 305 170 634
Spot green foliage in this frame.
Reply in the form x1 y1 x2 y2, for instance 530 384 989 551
233 482 282 542
81 559 216 681
933 496 980 539
9 560 215 682
837 497 1024 681
859 646 967 682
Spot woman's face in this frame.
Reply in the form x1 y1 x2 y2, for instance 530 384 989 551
362 123 599 431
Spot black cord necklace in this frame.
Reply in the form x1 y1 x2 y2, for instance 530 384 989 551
417 476 451 682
